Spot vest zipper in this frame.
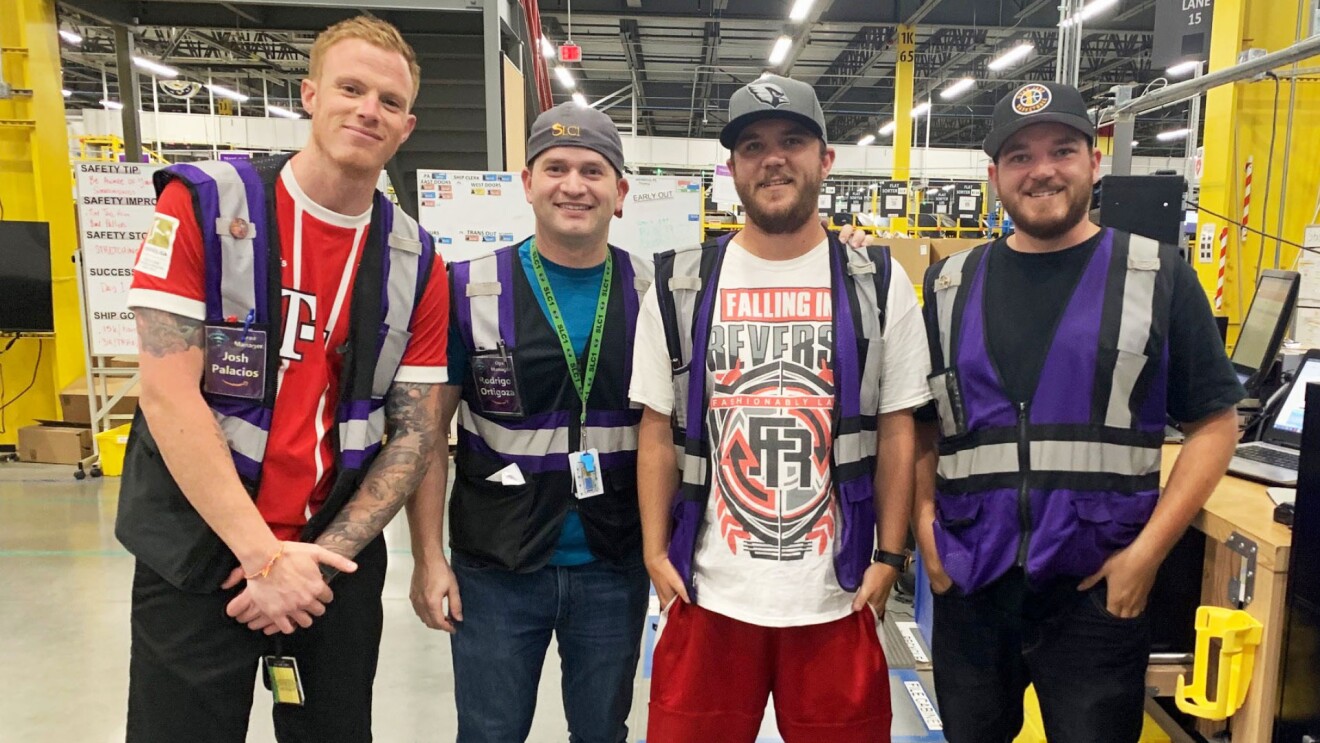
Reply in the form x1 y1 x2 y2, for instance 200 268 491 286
1015 401 1032 567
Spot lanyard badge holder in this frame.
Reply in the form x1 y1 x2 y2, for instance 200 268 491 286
261 639 306 706
530 240 610 499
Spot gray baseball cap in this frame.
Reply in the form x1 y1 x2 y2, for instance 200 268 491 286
720 74 828 149
983 82 1096 158
526 101 626 175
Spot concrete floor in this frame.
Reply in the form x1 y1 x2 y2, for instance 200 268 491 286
0 460 945 742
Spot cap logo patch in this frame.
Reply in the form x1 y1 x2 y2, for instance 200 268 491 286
748 83 789 108
551 122 581 137
1012 84 1051 115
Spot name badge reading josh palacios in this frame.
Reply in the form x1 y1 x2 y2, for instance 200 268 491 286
203 325 267 400
472 352 524 417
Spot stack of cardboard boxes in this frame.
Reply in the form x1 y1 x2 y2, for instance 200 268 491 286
16 359 139 465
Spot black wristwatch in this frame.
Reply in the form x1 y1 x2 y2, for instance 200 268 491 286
872 549 908 571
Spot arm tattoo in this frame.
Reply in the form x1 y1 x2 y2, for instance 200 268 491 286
136 308 204 357
316 382 440 558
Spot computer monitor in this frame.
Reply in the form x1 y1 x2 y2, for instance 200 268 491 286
1231 269 1300 394
1265 352 1320 447
0 221 54 333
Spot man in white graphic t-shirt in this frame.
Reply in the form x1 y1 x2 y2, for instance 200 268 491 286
631 74 932 742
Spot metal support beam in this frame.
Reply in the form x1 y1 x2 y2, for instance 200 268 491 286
482 0 502 170
776 0 836 76
618 19 653 136
112 23 142 162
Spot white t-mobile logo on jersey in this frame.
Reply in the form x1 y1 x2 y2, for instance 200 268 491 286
280 289 318 361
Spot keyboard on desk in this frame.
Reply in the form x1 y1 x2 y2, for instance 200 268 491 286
1233 444 1299 471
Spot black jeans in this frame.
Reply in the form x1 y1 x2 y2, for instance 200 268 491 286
126 536 387 743
931 569 1151 743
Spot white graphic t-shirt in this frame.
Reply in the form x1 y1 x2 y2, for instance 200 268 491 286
630 238 931 627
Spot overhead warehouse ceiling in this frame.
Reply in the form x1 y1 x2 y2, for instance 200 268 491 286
54 0 1196 157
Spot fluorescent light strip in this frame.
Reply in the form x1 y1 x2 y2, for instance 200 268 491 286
206 83 249 102
539 37 555 58
987 43 1034 71
100 99 124 110
768 36 792 65
1076 0 1120 23
62 89 72 98
132 56 179 79
1156 128 1191 141
267 104 302 119
1166 60 1200 77
878 120 896 135
910 101 931 117
857 134 876 146
940 77 975 100
572 92 587 106
59 30 82 45
789 0 815 22
554 66 576 89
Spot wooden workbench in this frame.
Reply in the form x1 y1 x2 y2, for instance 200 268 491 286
1157 444 1293 740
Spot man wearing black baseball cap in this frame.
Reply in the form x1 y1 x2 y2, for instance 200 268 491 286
408 100 653 741
914 82 1243 741
633 73 932 742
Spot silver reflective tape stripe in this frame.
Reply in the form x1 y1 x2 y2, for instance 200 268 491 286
851 254 881 342
214 217 255 239
672 372 690 431
467 255 502 351
835 430 878 466
1105 235 1159 428
339 407 388 452
669 248 704 433
371 205 426 395
192 161 255 321
935 250 971 367
214 411 268 463
852 253 884 416
466 282 501 297
583 425 638 454
669 276 701 291
1030 440 1161 477
627 250 653 300
938 442 1018 480
458 404 570 456
681 452 708 485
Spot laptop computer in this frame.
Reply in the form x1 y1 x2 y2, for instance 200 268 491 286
1228 350 1320 485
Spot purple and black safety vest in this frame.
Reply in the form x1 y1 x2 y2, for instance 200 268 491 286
924 229 1170 594
448 241 653 570
116 155 437 592
654 233 892 596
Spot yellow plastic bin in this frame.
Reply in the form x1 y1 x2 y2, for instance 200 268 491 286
95 423 131 477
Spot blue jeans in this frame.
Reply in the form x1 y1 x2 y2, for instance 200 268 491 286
449 551 650 743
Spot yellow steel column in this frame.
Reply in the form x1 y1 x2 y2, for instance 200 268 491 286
892 24 915 235
0 0 83 447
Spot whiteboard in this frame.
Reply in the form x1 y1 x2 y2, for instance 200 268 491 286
75 162 163 356
415 170 703 264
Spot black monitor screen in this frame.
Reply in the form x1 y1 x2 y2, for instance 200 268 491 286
0 221 54 333
1231 269 1299 390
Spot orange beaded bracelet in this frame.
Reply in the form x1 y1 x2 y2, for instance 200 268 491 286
244 543 285 581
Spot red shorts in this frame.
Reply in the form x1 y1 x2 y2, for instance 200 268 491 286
647 601 892 743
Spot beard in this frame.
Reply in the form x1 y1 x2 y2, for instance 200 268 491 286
735 170 823 235
1002 180 1093 241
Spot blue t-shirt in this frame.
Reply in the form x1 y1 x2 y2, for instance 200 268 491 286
447 240 604 566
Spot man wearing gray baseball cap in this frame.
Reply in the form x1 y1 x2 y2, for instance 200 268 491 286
407 100 654 742
632 73 931 742
913 81 1241 742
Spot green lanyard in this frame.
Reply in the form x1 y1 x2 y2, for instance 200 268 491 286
528 239 613 434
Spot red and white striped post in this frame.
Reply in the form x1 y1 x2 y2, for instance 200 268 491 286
1240 156 1253 245
1216 226 1229 311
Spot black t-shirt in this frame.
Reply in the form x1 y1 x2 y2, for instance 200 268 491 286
942 230 1244 424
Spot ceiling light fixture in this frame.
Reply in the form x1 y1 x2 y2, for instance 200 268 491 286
1166 60 1201 77
554 66 576 89
939 77 975 100
205 83 249 102
132 56 179 78
572 92 588 106
857 134 876 146
789 0 815 22
878 120 896 135
267 104 302 119
987 42 1035 71
910 101 932 117
59 30 82 45
100 99 124 110
768 36 793 65
1156 127 1191 141
539 37 555 58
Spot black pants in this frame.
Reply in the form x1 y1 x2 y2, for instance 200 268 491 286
126 536 387 743
931 569 1151 743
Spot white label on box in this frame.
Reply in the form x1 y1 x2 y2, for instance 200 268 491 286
1199 222 1216 264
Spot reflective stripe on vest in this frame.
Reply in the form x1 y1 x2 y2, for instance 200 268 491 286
156 159 430 479
450 242 652 472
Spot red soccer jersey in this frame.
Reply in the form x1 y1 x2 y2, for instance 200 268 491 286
129 165 448 540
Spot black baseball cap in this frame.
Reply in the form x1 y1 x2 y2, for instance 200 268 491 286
526 101 626 175
983 82 1096 158
720 74 828 149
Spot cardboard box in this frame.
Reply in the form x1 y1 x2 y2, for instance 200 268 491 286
929 238 988 263
60 375 140 425
17 421 93 465
873 238 932 285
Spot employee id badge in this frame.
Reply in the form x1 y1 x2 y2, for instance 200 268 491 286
927 369 969 438
569 448 605 499
471 349 524 417
261 655 306 706
203 325 267 400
